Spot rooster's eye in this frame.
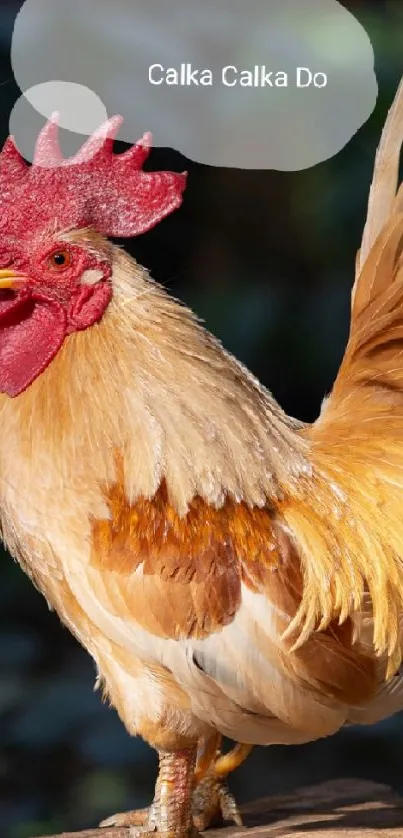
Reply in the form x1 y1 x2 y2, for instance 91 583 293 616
48 249 71 270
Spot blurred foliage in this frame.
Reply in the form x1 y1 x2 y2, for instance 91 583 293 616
0 1 401 837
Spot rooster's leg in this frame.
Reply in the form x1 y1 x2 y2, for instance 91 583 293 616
100 745 199 837
192 737 252 830
99 737 252 834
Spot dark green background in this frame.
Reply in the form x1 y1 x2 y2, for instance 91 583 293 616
0 1 402 836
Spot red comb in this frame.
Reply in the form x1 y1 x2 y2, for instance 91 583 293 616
0 115 187 240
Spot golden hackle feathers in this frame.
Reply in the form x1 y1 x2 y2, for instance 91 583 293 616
279 444 403 676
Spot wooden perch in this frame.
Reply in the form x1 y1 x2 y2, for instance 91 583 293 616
33 777 403 838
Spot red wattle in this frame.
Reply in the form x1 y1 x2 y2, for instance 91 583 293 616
0 293 67 397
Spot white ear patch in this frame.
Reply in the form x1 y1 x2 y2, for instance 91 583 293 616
81 269 103 286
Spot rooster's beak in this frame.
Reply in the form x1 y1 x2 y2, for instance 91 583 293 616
0 269 28 289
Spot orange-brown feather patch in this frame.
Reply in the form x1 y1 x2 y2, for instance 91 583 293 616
90 480 283 639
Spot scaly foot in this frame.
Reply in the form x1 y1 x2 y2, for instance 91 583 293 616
100 740 251 833
101 806 199 837
100 746 198 837
100 801 200 837
99 780 238 832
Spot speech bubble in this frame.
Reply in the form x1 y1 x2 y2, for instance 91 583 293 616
10 0 377 170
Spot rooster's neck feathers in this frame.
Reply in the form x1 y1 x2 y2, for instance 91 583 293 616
0 247 310 515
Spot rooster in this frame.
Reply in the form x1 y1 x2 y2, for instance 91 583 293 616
1 77 403 838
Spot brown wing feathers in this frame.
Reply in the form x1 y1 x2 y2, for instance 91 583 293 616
90 477 281 639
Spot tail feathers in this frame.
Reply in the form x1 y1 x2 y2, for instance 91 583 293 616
332 214 403 405
296 78 403 669
347 672 403 725
318 77 403 418
353 76 403 308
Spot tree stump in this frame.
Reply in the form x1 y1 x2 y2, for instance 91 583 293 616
33 778 403 838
